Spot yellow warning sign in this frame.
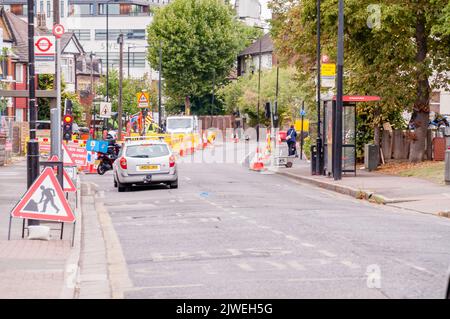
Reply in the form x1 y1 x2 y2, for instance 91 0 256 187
137 92 150 108
295 119 309 132
321 63 336 77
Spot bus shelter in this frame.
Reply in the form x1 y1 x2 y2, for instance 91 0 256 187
321 96 381 178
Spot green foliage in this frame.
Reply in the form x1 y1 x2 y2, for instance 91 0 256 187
147 0 256 108
218 67 311 127
36 74 85 125
96 71 158 116
270 0 450 159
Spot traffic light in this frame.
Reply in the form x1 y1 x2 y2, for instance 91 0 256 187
265 102 271 119
63 114 73 141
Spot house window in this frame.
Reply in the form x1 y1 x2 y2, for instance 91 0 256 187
15 64 23 84
61 1 64 17
40 1 44 14
98 4 120 15
61 58 74 83
47 1 51 18
70 4 94 16
431 91 441 114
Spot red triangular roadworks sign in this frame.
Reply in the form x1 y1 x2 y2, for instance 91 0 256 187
62 143 76 166
11 167 76 223
139 92 149 103
48 155 76 192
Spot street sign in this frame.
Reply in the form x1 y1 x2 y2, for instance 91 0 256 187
99 102 112 118
48 155 77 192
10 167 75 223
86 139 109 153
300 109 307 117
34 36 55 74
66 144 88 166
322 55 330 64
321 63 336 76
62 143 76 166
137 92 150 108
52 24 65 39
321 77 336 88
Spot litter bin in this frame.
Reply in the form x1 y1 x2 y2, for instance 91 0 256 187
310 144 317 175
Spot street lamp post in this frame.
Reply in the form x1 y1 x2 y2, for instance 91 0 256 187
117 33 124 141
334 0 344 180
257 33 262 143
158 40 162 132
105 0 118 103
316 0 323 176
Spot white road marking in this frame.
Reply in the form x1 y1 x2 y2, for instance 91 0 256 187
318 250 337 258
301 243 315 248
271 230 284 235
238 215 249 220
285 235 299 241
258 225 271 230
287 261 306 271
340 260 361 269
227 249 243 256
184 177 191 181
237 263 255 272
394 258 435 275
151 252 190 262
230 212 238 215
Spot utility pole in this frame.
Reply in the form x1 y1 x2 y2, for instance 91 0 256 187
90 51 94 138
117 34 123 141
158 40 162 131
274 65 279 129
210 69 215 129
334 0 344 181
316 0 323 176
128 45 131 78
106 2 109 103
27 0 39 226
257 35 262 143
50 0 61 159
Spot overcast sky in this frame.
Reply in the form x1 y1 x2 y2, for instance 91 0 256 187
232 0 272 20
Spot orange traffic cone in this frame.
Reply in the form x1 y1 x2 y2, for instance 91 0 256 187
250 147 265 171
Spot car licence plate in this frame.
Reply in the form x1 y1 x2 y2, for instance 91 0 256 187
138 165 160 171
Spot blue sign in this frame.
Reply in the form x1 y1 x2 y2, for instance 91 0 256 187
86 139 109 153
300 109 307 117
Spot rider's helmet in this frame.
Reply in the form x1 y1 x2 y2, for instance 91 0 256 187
107 130 117 140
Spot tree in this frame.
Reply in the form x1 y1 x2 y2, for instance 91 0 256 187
218 67 309 127
147 0 256 114
96 71 158 117
270 0 450 162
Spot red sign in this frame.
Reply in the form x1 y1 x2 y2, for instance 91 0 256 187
48 156 77 192
35 37 53 52
322 55 330 63
62 143 76 166
10 167 75 223
66 144 88 167
333 96 381 102
52 24 65 38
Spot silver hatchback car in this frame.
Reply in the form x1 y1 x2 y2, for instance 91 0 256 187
113 139 178 192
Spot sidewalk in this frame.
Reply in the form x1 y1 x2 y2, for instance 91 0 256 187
0 158 80 298
271 158 450 216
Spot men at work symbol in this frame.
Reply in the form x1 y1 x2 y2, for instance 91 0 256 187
38 185 59 213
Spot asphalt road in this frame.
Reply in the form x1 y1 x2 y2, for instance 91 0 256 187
82 149 450 299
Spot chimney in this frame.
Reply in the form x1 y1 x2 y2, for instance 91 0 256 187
36 13 47 31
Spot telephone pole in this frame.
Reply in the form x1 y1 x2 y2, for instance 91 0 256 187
117 34 124 141
27 0 39 226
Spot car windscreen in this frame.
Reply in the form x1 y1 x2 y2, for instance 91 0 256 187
167 118 193 130
125 144 170 158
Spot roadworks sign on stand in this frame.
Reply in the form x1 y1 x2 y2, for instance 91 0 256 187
137 92 150 108
62 143 76 166
10 167 75 223
48 155 77 193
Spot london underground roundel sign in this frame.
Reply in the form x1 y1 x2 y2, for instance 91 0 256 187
52 24 65 38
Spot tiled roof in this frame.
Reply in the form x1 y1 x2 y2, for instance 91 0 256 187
238 33 273 57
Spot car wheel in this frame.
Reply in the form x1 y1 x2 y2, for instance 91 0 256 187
97 164 106 175
118 181 127 192
170 179 178 189
114 177 118 188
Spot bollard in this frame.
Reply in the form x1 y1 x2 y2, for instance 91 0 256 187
311 145 317 175
445 150 450 185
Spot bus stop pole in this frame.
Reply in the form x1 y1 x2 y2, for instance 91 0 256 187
334 0 344 181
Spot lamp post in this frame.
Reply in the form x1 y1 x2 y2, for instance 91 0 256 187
158 40 162 132
105 0 118 103
316 0 323 176
117 33 123 141
334 0 344 181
